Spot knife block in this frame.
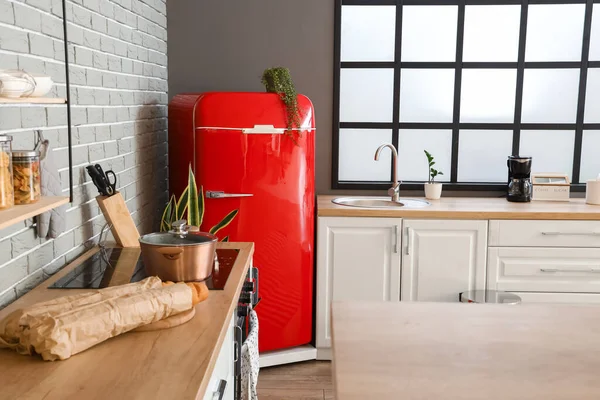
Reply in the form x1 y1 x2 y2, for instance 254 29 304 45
96 192 140 248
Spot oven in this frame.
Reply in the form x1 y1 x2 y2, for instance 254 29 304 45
233 266 259 400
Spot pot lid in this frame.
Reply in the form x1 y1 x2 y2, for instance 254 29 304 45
139 232 217 246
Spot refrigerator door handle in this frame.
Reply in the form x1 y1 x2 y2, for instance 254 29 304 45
206 191 254 199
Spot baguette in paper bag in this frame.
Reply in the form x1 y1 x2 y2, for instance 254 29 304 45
0 277 193 361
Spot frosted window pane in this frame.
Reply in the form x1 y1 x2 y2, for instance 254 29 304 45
520 130 575 178
398 130 452 182
584 69 600 123
340 69 394 123
339 129 393 182
521 69 579 123
590 5 600 61
581 131 600 182
399 69 455 123
463 6 521 62
458 130 513 182
460 69 517 123
525 4 585 62
401 6 458 62
341 6 396 62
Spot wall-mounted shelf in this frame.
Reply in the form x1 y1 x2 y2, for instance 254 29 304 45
0 98 67 104
0 196 69 231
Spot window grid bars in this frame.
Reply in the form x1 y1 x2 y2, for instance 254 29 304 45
333 0 599 190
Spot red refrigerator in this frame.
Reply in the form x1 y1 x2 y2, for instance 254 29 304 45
168 92 315 352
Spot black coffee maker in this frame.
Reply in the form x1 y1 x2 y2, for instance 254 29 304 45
507 156 532 202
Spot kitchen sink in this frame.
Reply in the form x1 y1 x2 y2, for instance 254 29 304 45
332 197 430 209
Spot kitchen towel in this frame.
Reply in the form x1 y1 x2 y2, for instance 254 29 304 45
241 309 259 400
37 140 66 239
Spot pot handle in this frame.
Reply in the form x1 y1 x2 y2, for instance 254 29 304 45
155 247 184 261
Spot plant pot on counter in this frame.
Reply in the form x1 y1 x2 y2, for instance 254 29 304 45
424 182 443 200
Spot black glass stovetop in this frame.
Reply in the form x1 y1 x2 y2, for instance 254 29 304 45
49 247 239 290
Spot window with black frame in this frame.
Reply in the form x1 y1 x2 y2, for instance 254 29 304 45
333 0 600 191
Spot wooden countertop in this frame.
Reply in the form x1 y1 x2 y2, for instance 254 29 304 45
332 301 600 400
318 195 600 220
0 242 254 400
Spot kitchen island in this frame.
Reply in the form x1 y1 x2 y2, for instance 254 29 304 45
332 301 600 400
0 242 254 400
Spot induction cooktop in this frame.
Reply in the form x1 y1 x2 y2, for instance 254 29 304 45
49 247 239 290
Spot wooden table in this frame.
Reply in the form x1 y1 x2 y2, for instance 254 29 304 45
0 242 253 400
332 301 600 400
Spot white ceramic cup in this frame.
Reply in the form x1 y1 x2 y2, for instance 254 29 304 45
586 180 600 205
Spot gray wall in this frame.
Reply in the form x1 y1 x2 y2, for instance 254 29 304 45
0 0 168 308
167 0 335 195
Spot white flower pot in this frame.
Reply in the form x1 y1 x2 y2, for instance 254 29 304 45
424 182 443 200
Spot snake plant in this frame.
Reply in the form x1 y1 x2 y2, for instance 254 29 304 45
160 165 238 241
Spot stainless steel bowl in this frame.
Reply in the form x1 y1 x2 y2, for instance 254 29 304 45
139 230 217 282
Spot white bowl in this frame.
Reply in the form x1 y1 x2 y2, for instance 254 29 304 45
27 75 53 97
0 77 33 98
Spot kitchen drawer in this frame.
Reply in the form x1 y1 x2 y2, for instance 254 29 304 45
487 247 600 293
511 291 600 304
203 314 235 400
489 220 600 248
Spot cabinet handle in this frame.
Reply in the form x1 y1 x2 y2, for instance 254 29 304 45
540 268 600 273
541 231 600 236
405 227 411 256
212 379 227 400
393 225 399 253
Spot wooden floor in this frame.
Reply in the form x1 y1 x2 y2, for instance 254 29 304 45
257 360 333 400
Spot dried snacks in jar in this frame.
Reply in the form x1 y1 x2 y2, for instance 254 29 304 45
12 150 41 205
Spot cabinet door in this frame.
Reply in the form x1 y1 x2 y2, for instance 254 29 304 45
316 217 402 349
203 314 235 400
402 220 488 302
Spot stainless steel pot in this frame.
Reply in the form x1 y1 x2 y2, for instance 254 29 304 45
139 219 217 282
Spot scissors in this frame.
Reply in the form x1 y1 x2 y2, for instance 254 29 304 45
86 164 117 196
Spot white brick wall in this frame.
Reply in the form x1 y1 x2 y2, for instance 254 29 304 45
0 0 168 308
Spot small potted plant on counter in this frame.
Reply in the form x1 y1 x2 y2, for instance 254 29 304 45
424 150 443 200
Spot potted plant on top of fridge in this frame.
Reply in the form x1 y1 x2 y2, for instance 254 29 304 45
261 67 302 143
424 150 444 200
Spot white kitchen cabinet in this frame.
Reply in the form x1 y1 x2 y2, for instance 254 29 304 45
402 219 488 302
316 217 402 354
203 314 235 400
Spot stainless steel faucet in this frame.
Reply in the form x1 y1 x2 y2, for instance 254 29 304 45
374 143 400 202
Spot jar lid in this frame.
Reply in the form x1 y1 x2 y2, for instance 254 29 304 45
0 135 13 142
12 150 39 157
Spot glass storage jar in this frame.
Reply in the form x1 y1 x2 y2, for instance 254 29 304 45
12 150 41 205
0 135 14 210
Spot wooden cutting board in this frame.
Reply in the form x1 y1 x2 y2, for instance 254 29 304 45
133 281 210 331
133 308 196 332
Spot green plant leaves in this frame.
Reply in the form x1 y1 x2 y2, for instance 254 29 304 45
261 67 302 143
160 194 177 232
176 186 189 220
424 149 444 182
187 166 201 227
160 164 236 239
209 209 239 235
